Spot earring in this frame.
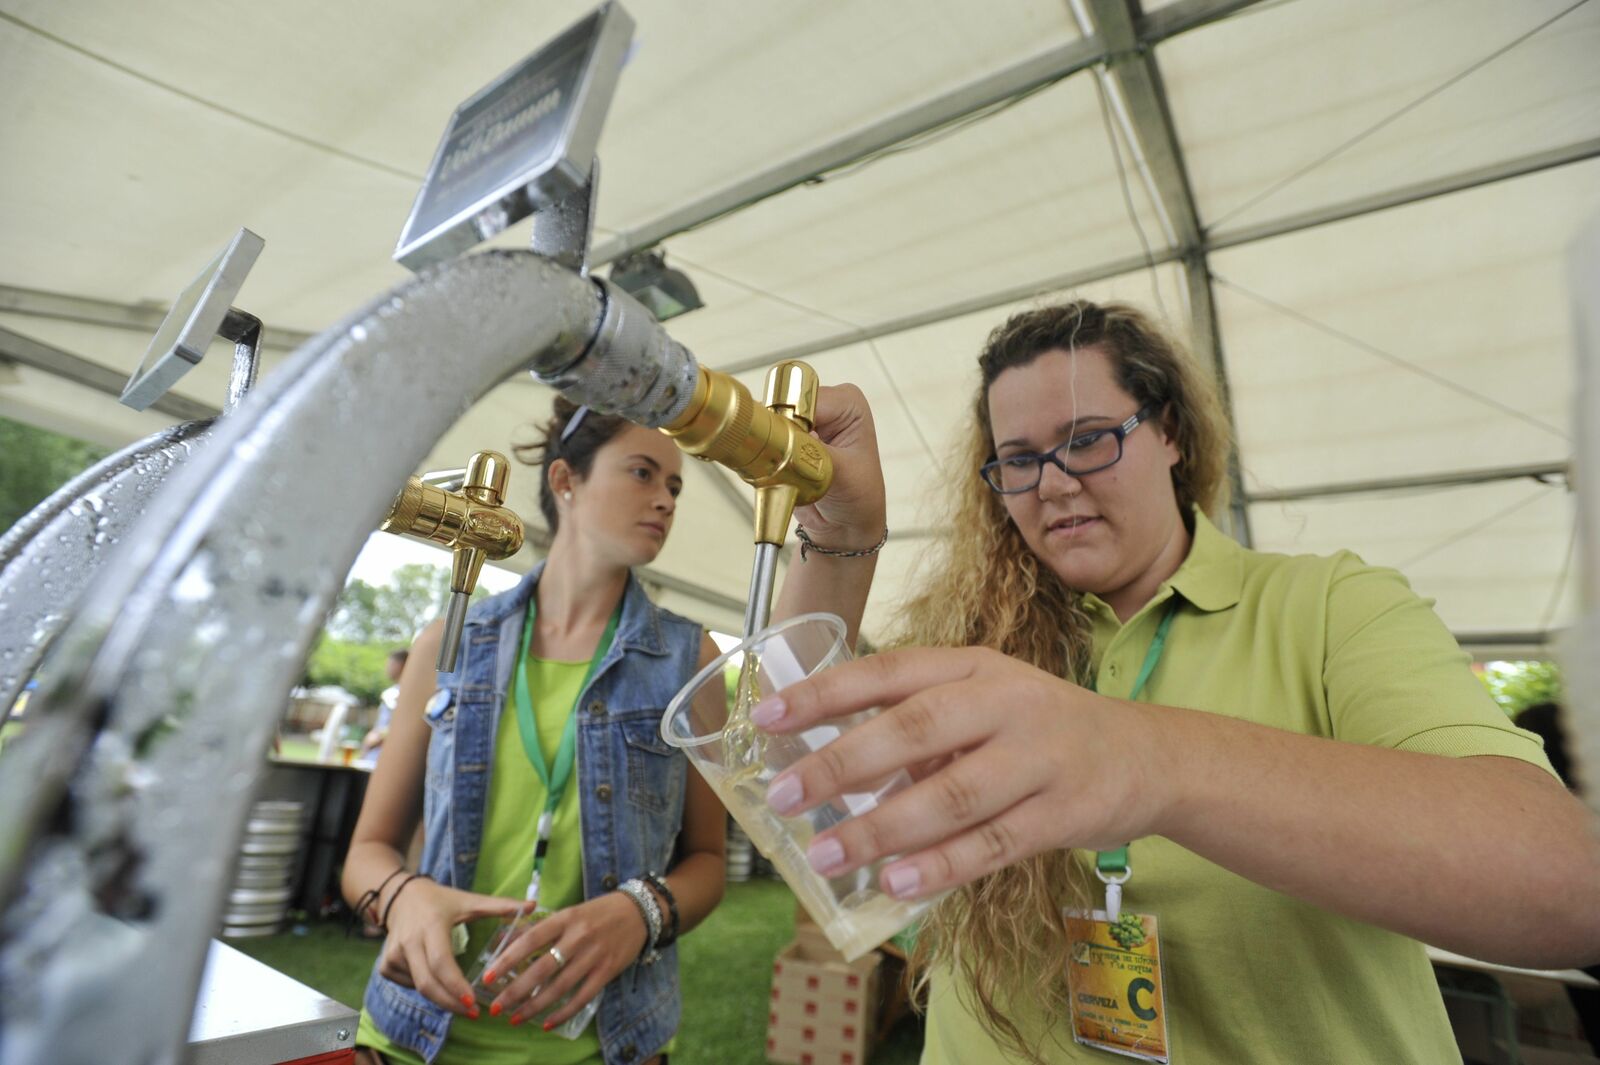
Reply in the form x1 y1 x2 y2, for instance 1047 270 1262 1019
562 491 573 501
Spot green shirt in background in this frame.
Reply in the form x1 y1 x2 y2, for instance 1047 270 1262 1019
923 511 1555 1065
359 654 601 1065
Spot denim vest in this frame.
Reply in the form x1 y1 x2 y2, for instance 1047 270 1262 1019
362 563 704 1064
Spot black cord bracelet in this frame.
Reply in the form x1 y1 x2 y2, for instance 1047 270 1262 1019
347 866 409 937
380 872 431 930
641 871 680 949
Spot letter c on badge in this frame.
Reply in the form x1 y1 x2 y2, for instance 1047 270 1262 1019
1127 978 1157 1022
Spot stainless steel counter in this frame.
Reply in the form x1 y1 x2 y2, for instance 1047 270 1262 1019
188 939 357 1065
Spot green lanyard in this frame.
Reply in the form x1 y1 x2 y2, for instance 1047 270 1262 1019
512 598 620 904
1095 599 1179 881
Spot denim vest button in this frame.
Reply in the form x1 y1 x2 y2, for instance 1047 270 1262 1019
589 699 606 716
596 783 612 803
602 874 619 890
621 1044 637 1061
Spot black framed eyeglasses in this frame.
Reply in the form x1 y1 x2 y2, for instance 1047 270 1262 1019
980 405 1158 494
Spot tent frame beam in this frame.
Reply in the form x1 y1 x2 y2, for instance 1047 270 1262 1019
588 0 1274 267
1085 0 1252 543
0 284 311 353
0 323 218 423
717 134 1600 376
1246 461 1568 505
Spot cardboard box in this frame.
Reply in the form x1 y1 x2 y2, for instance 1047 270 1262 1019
767 926 881 1065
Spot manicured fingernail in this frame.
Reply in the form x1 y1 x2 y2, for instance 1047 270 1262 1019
468 1007 480 1020
508 1013 525 1027
885 865 921 898
807 836 845 876
460 994 474 1008
766 773 803 815
749 696 786 728
483 969 497 985
489 1002 502 1017
542 1021 555 1032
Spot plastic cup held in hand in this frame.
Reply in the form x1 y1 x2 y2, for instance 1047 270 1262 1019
661 612 937 960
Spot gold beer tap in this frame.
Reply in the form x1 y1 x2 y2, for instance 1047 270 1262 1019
662 361 832 635
381 450 524 671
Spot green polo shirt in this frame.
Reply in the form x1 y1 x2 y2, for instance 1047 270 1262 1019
924 510 1554 1065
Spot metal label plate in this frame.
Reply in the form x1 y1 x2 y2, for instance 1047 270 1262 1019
120 228 264 412
393 1 634 272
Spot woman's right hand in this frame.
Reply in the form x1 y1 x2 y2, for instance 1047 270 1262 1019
791 383 887 550
377 879 524 1017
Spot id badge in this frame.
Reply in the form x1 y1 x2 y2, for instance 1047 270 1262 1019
1063 908 1170 1063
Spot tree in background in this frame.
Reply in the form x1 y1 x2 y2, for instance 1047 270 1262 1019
326 562 454 644
1480 660 1563 718
309 562 493 706
305 639 395 706
0 415 107 533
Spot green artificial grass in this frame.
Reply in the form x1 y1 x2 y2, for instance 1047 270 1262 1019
231 878 923 1064
275 737 324 763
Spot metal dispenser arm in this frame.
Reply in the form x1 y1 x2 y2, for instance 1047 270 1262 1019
381 451 525 671
0 419 216 724
0 251 701 1065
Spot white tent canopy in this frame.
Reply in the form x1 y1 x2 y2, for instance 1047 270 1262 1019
2 0 1595 649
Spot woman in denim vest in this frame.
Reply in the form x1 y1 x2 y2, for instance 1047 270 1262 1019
342 398 726 1065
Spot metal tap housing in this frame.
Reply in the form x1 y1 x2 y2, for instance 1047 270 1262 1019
381 450 524 670
662 361 833 546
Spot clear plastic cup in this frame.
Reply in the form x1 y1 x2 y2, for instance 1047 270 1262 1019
463 910 598 1039
661 612 937 960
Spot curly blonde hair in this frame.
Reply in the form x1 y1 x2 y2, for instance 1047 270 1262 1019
891 299 1232 1061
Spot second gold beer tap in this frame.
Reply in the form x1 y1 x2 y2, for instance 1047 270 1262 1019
381 449 524 671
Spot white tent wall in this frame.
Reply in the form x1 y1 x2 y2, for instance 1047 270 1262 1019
1 0 1595 648
1160 0 1600 236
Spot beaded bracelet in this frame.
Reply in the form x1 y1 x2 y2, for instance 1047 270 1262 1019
617 878 663 966
640 871 680 950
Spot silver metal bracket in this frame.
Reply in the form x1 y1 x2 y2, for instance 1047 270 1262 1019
120 227 265 415
530 157 600 276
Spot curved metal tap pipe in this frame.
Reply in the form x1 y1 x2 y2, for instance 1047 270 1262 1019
0 418 215 724
0 250 697 1065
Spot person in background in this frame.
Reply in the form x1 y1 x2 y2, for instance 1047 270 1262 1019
758 299 1600 1063
357 650 409 769
342 399 726 1065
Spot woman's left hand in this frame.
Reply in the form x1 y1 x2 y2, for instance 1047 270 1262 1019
485 892 648 1028
754 646 1174 899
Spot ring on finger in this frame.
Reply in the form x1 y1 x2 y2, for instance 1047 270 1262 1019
548 945 567 971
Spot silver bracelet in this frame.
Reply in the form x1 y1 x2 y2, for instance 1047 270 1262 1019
617 878 663 965
794 524 888 562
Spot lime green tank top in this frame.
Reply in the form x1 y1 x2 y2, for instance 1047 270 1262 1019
358 654 601 1065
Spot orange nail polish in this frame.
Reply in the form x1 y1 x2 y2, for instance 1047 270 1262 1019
542 1020 555 1032
468 1008 480 1021
460 994 474 1008
483 969 497 984
489 1002 502 1017
508 1013 524 1027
